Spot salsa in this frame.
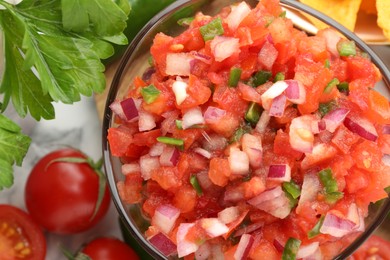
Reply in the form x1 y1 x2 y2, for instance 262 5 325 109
107 0 390 259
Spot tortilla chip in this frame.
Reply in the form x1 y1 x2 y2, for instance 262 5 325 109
360 0 377 14
377 0 390 40
299 0 362 31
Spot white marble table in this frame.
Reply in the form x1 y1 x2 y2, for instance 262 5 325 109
0 96 121 259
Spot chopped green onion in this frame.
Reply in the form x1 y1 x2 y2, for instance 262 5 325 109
324 78 340 93
283 180 301 199
282 238 301 260
230 124 252 143
177 17 194 26
190 175 203 196
307 216 325 239
337 81 349 93
141 85 160 104
337 40 356 57
175 120 183 130
319 168 344 204
274 72 285 82
318 100 337 117
284 191 298 208
199 17 224 41
324 59 330 68
247 70 272 87
245 102 262 126
157 137 184 150
228 67 242 87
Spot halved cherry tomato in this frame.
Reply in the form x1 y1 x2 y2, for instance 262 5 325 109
351 235 390 260
82 237 139 260
0 205 46 260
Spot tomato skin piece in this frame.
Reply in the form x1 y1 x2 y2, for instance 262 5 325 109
351 235 390 260
0 205 46 260
82 237 140 260
25 149 111 234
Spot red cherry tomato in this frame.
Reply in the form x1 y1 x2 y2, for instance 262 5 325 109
82 237 140 260
0 204 46 260
25 148 111 234
351 235 390 260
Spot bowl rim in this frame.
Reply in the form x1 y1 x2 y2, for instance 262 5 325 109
102 0 390 259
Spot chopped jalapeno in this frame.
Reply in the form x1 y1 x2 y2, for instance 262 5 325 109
247 70 272 87
175 120 183 130
337 40 356 57
245 102 262 126
157 136 184 150
319 168 344 204
141 85 160 104
282 238 301 260
199 17 224 41
228 67 242 87
324 59 330 68
318 100 337 117
190 175 203 196
283 180 301 199
230 124 252 143
308 216 325 239
324 78 340 93
337 81 349 93
274 72 285 82
177 17 194 26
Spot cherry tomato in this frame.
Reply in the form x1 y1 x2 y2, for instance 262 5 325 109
82 237 140 260
351 235 390 260
0 204 46 260
25 148 111 234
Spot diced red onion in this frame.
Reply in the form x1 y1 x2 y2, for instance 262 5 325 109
165 53 193 76
138 110 156 132
161 110 180 135
149 232 177 256
238 82 262 103
159 146 180 167
266 33 274 44
267 164 291 182
258 41 278 70
199 218 229 238
269 94 287 117
172 79 188 105
210 36 240 62
204 106 226 124
226 1 251 30
142 67 156 81
284 80 306 104
139 154 160 180
190 51 212 64
382 154 390 166
234 234 254 260
344 116 378 141
322 108 350 133
195 242 211 260
248 186 283 206
228 148 250 175
149 142 166 157
194 147 212 159
121 163 140 175
255 110 270 134
202 133 227 151
196 171 214 191
218 206 240 224
224 188 245 202
110 98 140 122
311 119 325 134
153 204 181 234
177 223 199 257
210 244 224 259
347 203 365 232
383 125 390 134
273 239 284 253
241 133 263 168
289 115 315 153
261 81 289 110
297 173 320 214
109 99 126 121
234 222 264 237
320 211 357 237
296 242 320 259
182 107 205 129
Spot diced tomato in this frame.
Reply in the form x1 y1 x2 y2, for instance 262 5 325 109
249 238 280 260
213 86 248 116
366 89 390 124
348 79 370 111
172 129 203 150
107 127 133 157
132 129 161 147
330 58 348 82
331 124 360 154
177 75 212 109
208 158 231 187
351 140 383 172
173 185 197 213
345 167 369 194
346 55 378 84
268 18 293 44
150 33 174 75
298 36 328 62
173 28 205 52
117 173 143 204
301 143 338 170
274 129 303 160
151 166 182 191
207 111 241 138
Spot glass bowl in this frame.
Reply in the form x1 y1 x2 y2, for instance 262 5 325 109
102 0 390 259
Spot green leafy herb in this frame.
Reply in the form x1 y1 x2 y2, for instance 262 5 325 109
319 168 344 204
318 100 337 117
307 216 325 239
324 78 340 93
140 85 160 104
274 72 285 82
337 40 356 57
337 81 349 93
230 123 252 143
282 238 301 260
157 136 184 150
324 59 330 68
228 67 242 87
199 17 224 41
190 175 203 196
245 102 262 126
247 70 272 87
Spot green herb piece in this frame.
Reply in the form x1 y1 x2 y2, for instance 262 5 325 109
190 175 203 196
175 120 183 130
319 168 344 204
148 56 154 66
337 81 349 93
178 17 194 26
157 136 184 150
283 181 301 199
247 70 272 87
337 40 356 57
307 216 325 239
274 72 285 82
228 67 242 87
318 100 337 117
245 102 262 126
0 115 31 191
199 17 224 41
324 78 340 93
141 85 160 104
284 190 299 208
279 10 287 18
324 59 330 68
230 124 252 143
282 238 301 260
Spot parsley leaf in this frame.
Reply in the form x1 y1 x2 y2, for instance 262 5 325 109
0 114 31 191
